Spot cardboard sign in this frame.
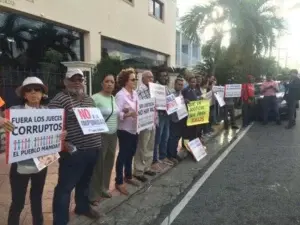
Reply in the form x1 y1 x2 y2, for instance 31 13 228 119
175 96 188 120
225 84 242 98
186 138 207 162
166 94 179 115
187 100 210 126
73 107 109 135
137 98 155 133
149 83 167 110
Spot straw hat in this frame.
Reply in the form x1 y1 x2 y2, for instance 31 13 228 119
16 77 48 97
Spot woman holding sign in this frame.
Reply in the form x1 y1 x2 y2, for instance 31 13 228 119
115 68 139 195
89 74 119 204
1 77 66 225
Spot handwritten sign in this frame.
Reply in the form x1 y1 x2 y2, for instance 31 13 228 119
5 109 64 164
149 83 167 110
166 94 179 115
225 84 242 98
186 138 207 162
137 98 155 133
73 108 108 135
175 96 188 120
187 100 210 126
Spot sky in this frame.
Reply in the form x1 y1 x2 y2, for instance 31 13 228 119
177 0 300 69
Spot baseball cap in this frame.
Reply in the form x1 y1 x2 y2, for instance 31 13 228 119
65 69 84 79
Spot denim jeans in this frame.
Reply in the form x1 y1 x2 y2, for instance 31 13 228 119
53 148 98 225
262 96 280 124
153 114 170 162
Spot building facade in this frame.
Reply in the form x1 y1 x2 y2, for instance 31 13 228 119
0 0 177 67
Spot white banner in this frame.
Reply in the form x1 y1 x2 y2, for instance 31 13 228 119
186 138 207 162
73 108 109 135
149 83 167 110
212 86 224 97
225 84 242 98
175 96 188 120
166 94 179 115
6 109 64 163
137 98 156 133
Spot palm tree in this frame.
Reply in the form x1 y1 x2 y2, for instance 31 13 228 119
181 0 285 75
0 13 32 64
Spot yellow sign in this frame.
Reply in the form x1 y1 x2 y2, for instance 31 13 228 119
0 97 5 107
186 100 210 126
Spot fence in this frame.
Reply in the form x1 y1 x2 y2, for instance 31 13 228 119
0 67 65 108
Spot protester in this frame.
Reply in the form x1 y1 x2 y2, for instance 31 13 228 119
49 69 102 224
260 72 280 125
182 76 202 141
153 68 174 168
1 77 66 225
241 75 255 127
115 68 139 195
224 78 239 130
284 69 300 129
167 77 185 163
133 70 157 182
199 78 212 137
89 74 119 205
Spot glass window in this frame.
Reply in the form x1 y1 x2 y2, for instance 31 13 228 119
149 0 163 20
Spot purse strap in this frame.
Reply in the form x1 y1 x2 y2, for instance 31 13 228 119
105 96 114 122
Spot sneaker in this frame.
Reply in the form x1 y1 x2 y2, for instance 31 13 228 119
144 170 156 176
151 163 162 173
133 175 148 183
124 178 140 187
168 157 179 164
115 184 129 195
161 158 174 166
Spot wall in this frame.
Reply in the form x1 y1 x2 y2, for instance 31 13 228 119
1 0 177 65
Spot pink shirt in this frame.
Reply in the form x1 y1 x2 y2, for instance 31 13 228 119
115 88 138 134
260 81 278 96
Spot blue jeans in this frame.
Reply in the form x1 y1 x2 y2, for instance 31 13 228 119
153 114 170 162
262 96 280 124
53 148 98 225
115 130 138 185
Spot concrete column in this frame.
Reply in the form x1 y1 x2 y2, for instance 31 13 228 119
179 31 183 67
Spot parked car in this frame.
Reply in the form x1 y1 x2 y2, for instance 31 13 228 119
253 81 299 121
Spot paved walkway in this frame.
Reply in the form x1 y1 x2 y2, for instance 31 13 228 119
0 124 225 225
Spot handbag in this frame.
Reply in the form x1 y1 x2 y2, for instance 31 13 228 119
105 96 114 122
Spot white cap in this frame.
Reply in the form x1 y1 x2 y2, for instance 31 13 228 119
16 77 48 97
65 68 84 79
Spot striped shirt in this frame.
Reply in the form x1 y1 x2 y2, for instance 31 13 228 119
48 91 102 150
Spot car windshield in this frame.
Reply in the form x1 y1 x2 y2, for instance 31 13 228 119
254 83 285 95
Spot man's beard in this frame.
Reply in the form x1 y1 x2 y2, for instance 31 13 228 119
66 87 84 96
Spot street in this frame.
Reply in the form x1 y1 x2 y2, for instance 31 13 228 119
172 120 300 225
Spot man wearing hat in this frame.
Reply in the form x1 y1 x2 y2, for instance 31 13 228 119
49 69 102 224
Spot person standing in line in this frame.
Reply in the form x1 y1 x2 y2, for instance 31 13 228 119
241 75 255 127
49 69 102 225
224 78 239 130
167 77 185 164
1 77 66 225
115 68 140 195
152 68 174 170
89 74 119 205
260 72 280 125
284 69 300 129
133 71 157 182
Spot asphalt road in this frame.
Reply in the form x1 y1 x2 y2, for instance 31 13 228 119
172 120 300 225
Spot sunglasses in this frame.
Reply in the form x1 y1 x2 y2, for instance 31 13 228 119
130 78 138 82
24 87 42 93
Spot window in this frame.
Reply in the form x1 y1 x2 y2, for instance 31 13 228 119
149 0 164 20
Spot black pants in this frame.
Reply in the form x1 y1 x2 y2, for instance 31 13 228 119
53 148 98 225
242 102 254 127
287 99 297 126
8 163 47 225
224 105 236 128
115 130 138 185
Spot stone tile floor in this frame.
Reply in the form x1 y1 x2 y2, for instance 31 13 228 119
0 124 225 225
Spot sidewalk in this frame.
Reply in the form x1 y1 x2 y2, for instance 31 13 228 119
0 110 241 225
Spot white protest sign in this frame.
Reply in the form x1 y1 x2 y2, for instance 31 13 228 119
175 96 188 120
166 94 179 115
214 92 225 107
137 98 156 133
186 138 207 162
6 109 64 164
33 152 60 171
73 108 109 135
225 84 242 98
212 86 224 97
149 83 167 110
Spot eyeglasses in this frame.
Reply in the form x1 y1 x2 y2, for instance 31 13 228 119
24 87 42 93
